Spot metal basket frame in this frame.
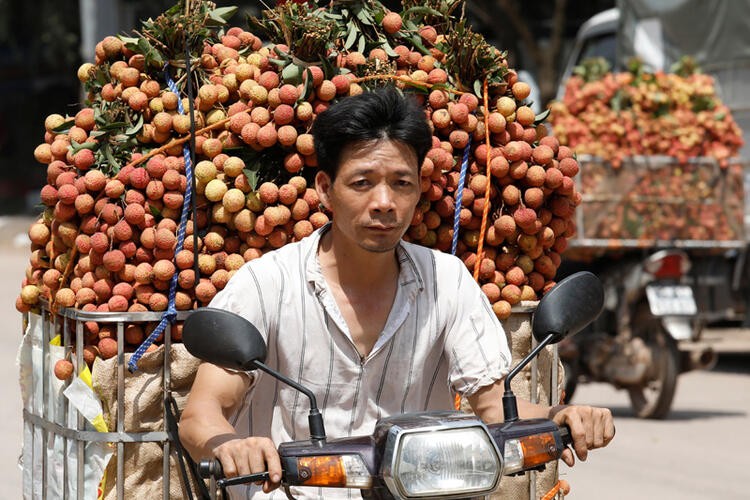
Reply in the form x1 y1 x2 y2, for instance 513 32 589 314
23 304 192 500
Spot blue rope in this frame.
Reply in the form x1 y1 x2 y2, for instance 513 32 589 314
128 68 195 372
451 137 472 255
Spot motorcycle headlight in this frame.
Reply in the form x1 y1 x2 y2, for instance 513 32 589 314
380 414 502 499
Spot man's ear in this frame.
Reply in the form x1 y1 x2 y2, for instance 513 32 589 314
315 170 333 211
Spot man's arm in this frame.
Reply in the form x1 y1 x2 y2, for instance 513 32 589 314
179 363 283 492
467 380 615 466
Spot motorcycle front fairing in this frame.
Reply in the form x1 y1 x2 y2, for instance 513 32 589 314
278 411 504 499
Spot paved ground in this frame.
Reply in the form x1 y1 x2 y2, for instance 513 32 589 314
562 354 749 499
0 219 31 498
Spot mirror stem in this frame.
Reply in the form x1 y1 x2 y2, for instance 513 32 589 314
502 333 555 423
252 361 327 444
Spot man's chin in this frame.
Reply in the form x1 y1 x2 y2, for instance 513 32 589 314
358 234 403 253
359 241 400 253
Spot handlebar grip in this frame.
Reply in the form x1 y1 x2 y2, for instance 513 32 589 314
558 425 573 447
198 459 224 479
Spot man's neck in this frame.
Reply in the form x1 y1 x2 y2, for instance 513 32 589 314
318 228 400 290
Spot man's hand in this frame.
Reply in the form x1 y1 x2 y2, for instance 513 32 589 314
212 436 282 494
549 404 615 466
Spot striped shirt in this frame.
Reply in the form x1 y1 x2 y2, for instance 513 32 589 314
208 224 511 499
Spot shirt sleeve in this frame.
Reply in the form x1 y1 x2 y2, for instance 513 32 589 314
208 259 278 345
442 260 511 397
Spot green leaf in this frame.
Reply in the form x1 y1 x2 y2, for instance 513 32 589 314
344 22 359 50
271 49 292 62
403 20 419 31
320 57 336 80
301 68 314 101
148 204 162 218
243 168 259 191
103 145 121 171
137 37 153 55
208 6 238 25
409 34 431 55
473 80 483 97
52 119 75 133
164 4 181 16
380 39 398 58
70 141 98 154
99 121 129 132
119 36 140 48
405 81 429 93
355 8 374 26
534 108 551 124
402 6 444 18
281 63 303 85
357 35 366 54
212 6 238 21
125 114 144 136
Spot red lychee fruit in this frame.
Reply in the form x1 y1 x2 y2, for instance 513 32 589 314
383 12 403 34
54 359 74 380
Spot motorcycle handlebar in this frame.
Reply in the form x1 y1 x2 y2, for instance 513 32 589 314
198 458 223 479
559 425 572 448
198 459 273 488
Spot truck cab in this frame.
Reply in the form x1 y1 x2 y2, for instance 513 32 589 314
555 8 618 101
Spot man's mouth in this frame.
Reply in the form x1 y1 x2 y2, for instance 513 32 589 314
366 224 397 231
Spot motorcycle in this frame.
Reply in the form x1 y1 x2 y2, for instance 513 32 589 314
181 271 604 499
559 249 717 419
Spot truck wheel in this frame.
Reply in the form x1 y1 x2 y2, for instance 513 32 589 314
627 315 679 419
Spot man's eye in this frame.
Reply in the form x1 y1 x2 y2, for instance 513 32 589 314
396 179 413 187
351 179 369 187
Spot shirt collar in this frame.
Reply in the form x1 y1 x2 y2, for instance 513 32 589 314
305 223 425 294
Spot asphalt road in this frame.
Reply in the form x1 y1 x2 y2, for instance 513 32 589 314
1 215 748 499
561 355 749 499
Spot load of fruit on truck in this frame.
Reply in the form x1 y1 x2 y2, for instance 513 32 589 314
549 57 745 254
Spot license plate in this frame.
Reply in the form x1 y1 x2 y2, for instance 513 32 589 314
646 285 697 316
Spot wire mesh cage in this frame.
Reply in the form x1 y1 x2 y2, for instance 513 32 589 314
20 303 202 499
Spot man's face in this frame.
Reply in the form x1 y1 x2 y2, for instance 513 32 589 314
316 139 421 253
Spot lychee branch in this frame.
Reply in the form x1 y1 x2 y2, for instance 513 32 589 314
473 78 494 281
350 74 468 96
125 117 231 169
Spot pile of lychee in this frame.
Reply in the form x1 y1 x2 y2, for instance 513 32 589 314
18 10 582 376
550 68 744 167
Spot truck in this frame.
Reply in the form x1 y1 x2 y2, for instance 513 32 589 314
553 1 750 418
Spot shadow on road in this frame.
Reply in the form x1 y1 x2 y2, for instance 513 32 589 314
605 406 746 421
711 354 750 374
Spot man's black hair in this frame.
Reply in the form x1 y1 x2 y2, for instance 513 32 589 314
310 86 432 179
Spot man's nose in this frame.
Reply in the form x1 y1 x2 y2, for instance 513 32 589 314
370 183 396 212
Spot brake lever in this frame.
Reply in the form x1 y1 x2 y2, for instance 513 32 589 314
198 459 283 489
217 471 272 488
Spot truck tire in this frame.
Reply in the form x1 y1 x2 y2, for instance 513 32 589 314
627 309 679 419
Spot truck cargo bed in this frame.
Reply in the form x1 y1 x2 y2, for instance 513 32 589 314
568 155 747 257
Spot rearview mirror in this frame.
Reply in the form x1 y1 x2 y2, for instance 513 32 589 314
183 308 267 370
532 271 604 344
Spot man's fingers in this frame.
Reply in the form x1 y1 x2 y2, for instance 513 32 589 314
593 408 614 448
564 410 589 462
247 443 268 483
215 449 238 478
560 448 575 467
262 441 283 484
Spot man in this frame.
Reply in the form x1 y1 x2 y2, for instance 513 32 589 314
179 87 615 499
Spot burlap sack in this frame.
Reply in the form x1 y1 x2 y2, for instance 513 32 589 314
461 302 565 500
92 344 201 499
